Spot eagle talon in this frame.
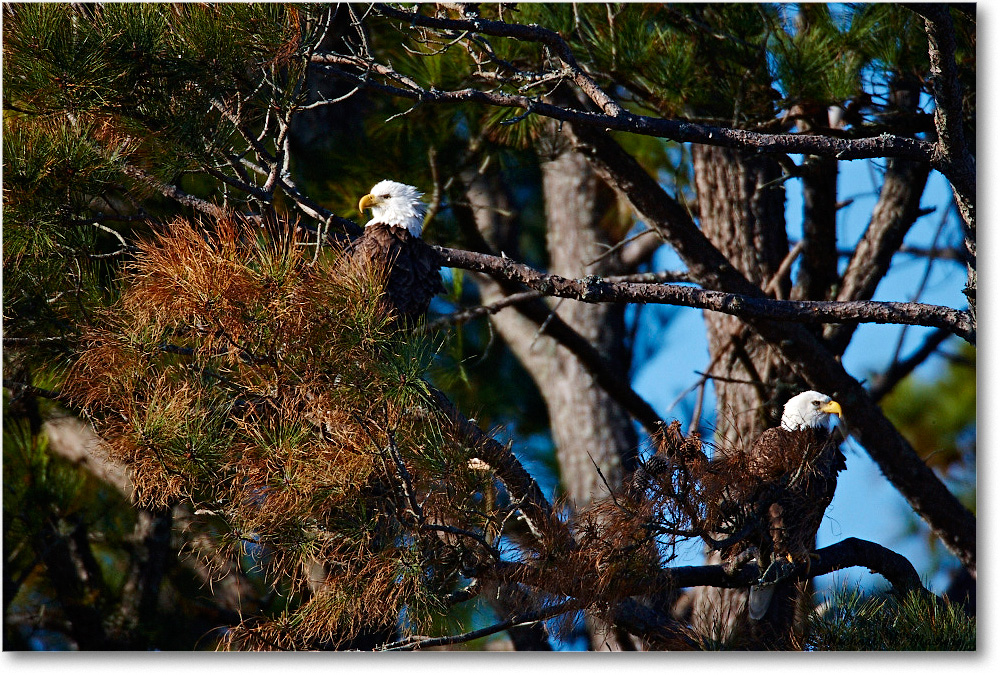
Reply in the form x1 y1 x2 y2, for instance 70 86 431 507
758 557 798 586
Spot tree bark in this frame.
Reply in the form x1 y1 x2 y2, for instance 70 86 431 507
692 144 794 447
540 146 638 500
687 144 802 644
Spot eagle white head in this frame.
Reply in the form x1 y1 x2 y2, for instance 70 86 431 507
358 180 427 237
780 390 843 432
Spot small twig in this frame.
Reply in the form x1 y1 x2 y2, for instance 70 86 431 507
869 326 953 402
423 290 542 331
688 380 706 435
529 297 566 350
3 379 63 401
294 85 362 110
381 598 582 651
764 239 805 300
445 580 480 606
887 200 952 367
694 371 765 388
586 227 662 268
424 146 444 228
385 101 422 124
420 523 499 558
499 102 535 126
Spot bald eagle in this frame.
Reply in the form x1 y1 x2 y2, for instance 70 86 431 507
740 390 846 622
350 180 443 324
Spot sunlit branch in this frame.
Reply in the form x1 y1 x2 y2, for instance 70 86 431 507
434 246 975 344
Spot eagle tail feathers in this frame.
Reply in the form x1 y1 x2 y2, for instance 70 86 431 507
748 585 776 620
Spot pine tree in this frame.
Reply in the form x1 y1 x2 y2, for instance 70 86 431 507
3 3 974 650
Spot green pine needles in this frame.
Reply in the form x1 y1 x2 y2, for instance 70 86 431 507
806 585 975 651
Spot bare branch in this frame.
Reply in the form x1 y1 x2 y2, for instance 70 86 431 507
381 598 583 651
434 246 974 343
310 52 936 165
868 327 954 402
120 165 227 220
425 289 543 331
4 379 64 402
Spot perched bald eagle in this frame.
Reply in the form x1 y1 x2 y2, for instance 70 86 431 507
350 180 443 324
740 390 846 622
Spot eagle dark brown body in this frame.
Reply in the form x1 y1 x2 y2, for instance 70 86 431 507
348 222 444 324
744 426 845 569
625 392 844 648
736 424 845 645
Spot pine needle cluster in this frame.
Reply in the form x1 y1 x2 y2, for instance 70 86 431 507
806 586 975 651
609 422 757 558
63 216 500 649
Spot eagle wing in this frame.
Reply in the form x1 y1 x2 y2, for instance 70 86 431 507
743 426 845 620
348 223 444 323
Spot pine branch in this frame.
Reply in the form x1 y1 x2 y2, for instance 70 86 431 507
425 385 573 550
311 51 936 165
434 246 974 343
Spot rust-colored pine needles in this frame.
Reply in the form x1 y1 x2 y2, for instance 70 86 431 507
62 214 820 650
65 215 499 648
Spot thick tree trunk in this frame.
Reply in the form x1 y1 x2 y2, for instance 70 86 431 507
540 148 638 501
688 145 801 646
462 147 637 504
692 145 793 449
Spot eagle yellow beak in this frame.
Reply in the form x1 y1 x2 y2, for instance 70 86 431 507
820 400 842 417
358 193 377 214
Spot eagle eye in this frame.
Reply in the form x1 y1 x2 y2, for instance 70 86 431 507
812 400 821 407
